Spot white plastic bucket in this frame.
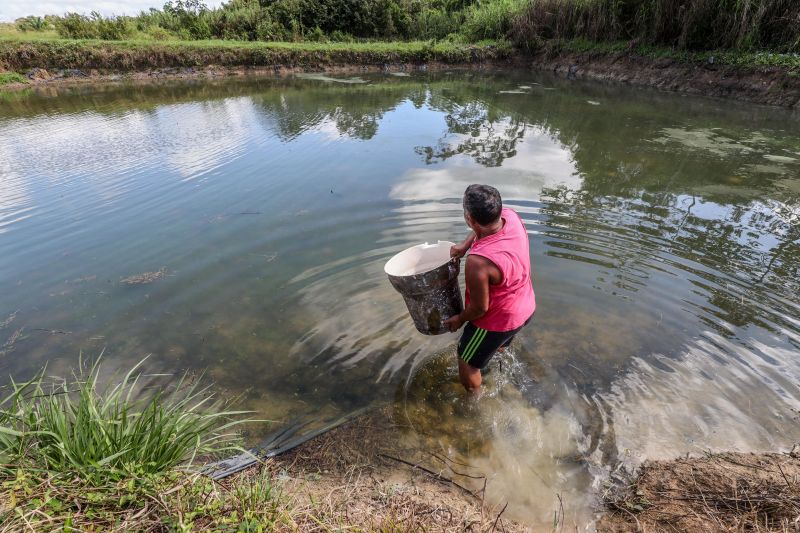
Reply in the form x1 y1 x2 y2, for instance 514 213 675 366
384 241 463 335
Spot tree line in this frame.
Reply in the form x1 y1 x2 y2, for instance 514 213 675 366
13 0 800 53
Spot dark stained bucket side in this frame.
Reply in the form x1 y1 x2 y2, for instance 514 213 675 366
384 241 464 335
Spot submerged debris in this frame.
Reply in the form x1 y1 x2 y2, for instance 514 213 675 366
0 310 18 329
296 73 368 84
121 267 168 286
0 328 24 357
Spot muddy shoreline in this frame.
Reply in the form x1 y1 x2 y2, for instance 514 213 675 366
245 408 800 531
529 49 800 109
0 61 499 92
251 407 531 531
2 49 799 108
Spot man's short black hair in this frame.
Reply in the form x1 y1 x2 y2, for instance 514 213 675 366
463 184 502 226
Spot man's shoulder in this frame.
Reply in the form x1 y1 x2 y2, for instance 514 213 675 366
466 253 502 277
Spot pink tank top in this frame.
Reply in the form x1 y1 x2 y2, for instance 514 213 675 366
465 207 536 332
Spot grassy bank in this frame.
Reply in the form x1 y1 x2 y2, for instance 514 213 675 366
2 34 798 79
0 37 510 73
0 359 521 531
0 359 250 530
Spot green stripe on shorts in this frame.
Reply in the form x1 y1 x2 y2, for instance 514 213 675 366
462 328 487 363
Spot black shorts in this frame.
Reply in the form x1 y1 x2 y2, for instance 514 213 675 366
457 315 532 370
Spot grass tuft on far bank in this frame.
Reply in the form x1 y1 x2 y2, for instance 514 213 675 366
0 72 26 85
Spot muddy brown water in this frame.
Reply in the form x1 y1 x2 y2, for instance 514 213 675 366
0 71 798 527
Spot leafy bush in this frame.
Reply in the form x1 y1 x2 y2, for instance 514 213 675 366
161 0 212 39
416 8 463 40
146 26 176 40
56 13 100 39
15 16 48 32
329 29 355 41
55 12 134 40
461 0 527 41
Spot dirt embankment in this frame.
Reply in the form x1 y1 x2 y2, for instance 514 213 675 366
278 418 800 532
0 38 509 91
529 49 800 109
2 40 800 108
599 451 800 532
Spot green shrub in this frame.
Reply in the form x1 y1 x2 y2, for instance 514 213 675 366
146 26 176 40
329 29 355 42
461 0 527 41
94 14 135 40
56 13 99 39
15 16 48 32
162 0 213 39
307 25 327 41
416 8 463 40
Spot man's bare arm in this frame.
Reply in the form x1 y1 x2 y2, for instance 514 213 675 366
444 255 491 331
451 231 476 258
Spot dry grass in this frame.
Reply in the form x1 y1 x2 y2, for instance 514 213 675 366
599 451 800 532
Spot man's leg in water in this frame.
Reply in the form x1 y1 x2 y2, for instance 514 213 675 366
456 323 526 392
458 359 482 392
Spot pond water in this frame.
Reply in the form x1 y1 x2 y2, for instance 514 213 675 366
1 71 799 527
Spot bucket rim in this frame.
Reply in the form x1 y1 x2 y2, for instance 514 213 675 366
384 240 456 278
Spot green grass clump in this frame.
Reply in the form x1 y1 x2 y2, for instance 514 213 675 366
0 72 26 86
0 358 267 531
0 357 247 482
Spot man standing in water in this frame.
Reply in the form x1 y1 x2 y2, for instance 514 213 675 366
444 185 536 392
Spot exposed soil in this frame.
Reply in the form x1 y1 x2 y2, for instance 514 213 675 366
530 49 800 109
0 61 503 92
2 46 800 108
598 451 800 532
